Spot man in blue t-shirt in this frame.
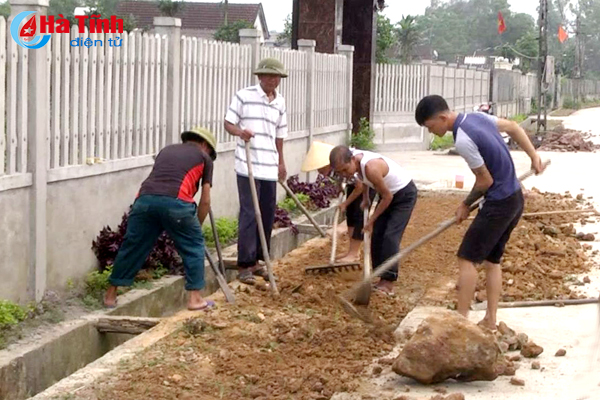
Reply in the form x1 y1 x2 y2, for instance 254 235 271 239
415 95 545 330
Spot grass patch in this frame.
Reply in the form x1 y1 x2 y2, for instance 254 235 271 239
429 133 454 151
278 193 312 215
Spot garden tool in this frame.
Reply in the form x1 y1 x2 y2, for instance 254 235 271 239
209 208 226 276
279 180 327 238
245 141 278 295
304 183 363 274
343 160 551 321
205 250 235 303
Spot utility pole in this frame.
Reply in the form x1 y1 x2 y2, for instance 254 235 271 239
536 0 548 134
574 10 583 100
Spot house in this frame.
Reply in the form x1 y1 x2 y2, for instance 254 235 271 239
116 1 270 42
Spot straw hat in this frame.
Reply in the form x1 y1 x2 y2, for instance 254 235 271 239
301 141 335 172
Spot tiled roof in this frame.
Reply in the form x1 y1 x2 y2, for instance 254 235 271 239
117 1 266 32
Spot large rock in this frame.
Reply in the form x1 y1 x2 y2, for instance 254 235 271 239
392 311 501 384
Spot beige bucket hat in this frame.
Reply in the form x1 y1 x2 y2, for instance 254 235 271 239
301 141 335 172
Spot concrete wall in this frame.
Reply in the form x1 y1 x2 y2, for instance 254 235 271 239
0 188 31 304
0 130 347 303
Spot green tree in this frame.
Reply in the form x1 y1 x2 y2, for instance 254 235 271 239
157 0 184 17
0 1 10 18
376 14 397 64
214 19 254 43
277 14 292 47
397 15 420 64
49 0 81 25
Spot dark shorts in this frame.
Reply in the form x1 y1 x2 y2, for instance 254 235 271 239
346 184 377 241
458 190 524 264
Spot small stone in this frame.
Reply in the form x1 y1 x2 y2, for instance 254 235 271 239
445 394 466 400
372 365 383 375
555 349 567 357
499 341 510 353
498 322 515 336
403 385 411 392
429 396 445 400
549 270 563 279
577 194 584 200
532 361 541 370
584 276 592 284
516 333 529 350
509 355 522 362
163 380 170 386
171 374 182 382
257 313 266 321
312 381 324 392
582 233 596 241
521 341 544 358
434 387 448 394
510 377 525 386
508 279 514 285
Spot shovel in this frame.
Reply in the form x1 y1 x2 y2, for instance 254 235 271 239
304 184 363 274
205 250 235 303
245 141 278 295
209 208 226 276
279 180 328 238
340 160 551 321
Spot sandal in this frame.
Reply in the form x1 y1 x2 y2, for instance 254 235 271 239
104 299 118 309
372 284 395 297
188 299 216 311
252 267 278 281
238 270 257 285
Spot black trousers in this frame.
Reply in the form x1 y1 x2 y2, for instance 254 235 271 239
236 175 277 268
372 181 418 282
346 184 377 241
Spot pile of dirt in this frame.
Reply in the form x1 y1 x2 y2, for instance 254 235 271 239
472 188 597 303
537 126 600 152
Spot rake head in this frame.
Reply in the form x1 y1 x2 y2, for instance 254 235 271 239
304 262 362 275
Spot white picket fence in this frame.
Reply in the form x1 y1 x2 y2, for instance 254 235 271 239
0 17 29 177
47 27 169 168
180 38 253 145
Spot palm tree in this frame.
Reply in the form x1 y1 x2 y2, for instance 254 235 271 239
397 15 420 64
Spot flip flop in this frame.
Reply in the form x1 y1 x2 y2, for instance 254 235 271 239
372 284 395 297
188 299 215 312
104 299 118 309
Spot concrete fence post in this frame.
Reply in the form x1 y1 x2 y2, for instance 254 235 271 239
298 39 316 182
338 44 355 144
10 0 49 302
153 17 181 145
240 29 261 85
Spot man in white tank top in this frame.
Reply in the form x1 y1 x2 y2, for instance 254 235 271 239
330 145 417 294
302 142 377 262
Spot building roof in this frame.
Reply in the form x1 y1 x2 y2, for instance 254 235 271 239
117 1 269 36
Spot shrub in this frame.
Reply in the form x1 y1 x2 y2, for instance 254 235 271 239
429 133 454 151
92 208 183 275
203 217 238 248
350 118 376 150
0 300 27 330
286 174 341 209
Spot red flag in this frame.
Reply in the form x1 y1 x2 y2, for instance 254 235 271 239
558 25 568 43
498 11 507 34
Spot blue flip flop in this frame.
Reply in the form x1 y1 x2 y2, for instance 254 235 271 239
188 299 215 312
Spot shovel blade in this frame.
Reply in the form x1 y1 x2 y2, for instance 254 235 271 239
352 282 372 306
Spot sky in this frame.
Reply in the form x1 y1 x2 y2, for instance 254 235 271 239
198 0 541 33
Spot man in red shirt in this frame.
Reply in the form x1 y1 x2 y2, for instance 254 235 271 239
103 128 217 311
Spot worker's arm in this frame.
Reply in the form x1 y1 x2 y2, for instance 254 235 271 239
456 165 493 223
224 121 254 142
276 138 286 181
362 159 392 233
340 180 364 213
197 183 211 225
496 118 544 174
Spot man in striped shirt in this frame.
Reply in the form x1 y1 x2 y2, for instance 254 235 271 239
224 58 288 285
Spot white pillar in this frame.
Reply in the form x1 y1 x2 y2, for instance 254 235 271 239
154 17 181 145
11 0 49 302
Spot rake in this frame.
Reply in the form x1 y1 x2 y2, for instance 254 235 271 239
305 186 366 274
